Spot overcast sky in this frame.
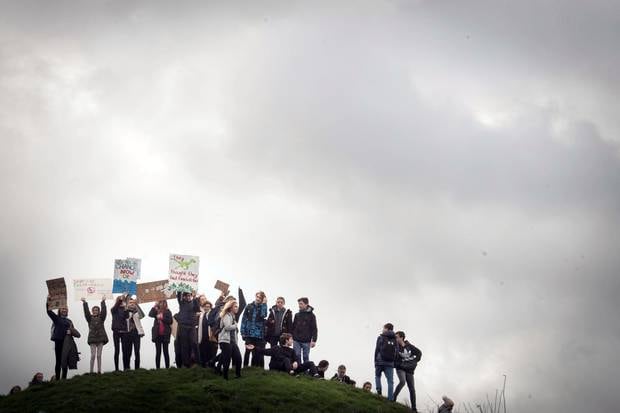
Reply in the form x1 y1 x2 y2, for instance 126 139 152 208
1 1 619 411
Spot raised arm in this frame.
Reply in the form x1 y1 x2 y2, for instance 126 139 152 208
46 297 58 323
82 300 91 323
100 299 107 322
177 291 182 305
148 306 158 318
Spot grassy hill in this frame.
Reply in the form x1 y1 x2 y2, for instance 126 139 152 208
0 367 412 413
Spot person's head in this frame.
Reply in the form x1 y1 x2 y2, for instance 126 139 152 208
9 385 21 394
362 381 372 392
182 292 192 302
279 333 293 347
128 298 138 311
91 306 100 316
32 372 43 383
198 294 208 306
203 300 212 312
395 331 406 345
255 291 266 304
225 295 236 303
337 365 347 377
442 396 455 409
58 307 68 317
275 297 285 309
383 323 394 333
297 297 309 311
220 299 238 318
317 360 329 372
157 300 168 311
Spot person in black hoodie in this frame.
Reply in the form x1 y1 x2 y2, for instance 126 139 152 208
393 331 422 412
149 300 173 369
110 294 128 371
122 298 144 370
265 297 293 349
176 291 200 368
46 296 73 380
252 333 320 377
331 364 355 385
374 323 397 400
292 297 317 364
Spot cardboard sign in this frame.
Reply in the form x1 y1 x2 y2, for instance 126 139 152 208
137 280 174 303
47 277 67 310
168 254 199 292
73 279 113 301
214 280 230 293
113 258 141 294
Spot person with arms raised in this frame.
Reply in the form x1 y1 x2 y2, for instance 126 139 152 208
176 291 200 368
46 296 74 380
81 295 109 374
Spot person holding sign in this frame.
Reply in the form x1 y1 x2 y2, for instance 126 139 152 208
81 296 109 374
149 300 173 369
46 296 73 380
176 291 200 368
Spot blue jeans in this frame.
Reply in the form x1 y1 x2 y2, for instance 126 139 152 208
293 341 311 363
375 365 394 400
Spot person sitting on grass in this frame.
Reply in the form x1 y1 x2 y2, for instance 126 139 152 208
317 360 330 378
362 381 373 392
9 386 21 394
28 372 45 387
331 364 355 385
250 333 320 377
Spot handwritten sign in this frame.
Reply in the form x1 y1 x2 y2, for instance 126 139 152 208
47 277 67 310
214 280 230 293
136 280 174 303
113 258 141 295
168 254 199 293
73 279 113 301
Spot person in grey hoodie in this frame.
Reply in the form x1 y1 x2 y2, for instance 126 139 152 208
374 323 398 400
216 299 242 380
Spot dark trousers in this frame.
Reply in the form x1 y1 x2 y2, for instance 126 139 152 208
122 331 141 370
267 336 279 349
199 340 218 367
174 338 182 367
394 369 416 410
281 358 317 376
243 337 265 367
54 340 68 380
219 342 242 380
112 331 122 371
154 337 170 369
177 324 194 368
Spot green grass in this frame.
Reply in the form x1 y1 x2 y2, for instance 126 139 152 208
0 367 411 413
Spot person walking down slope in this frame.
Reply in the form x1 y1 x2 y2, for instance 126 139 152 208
265 296 293 349
241 291 268 368
217 299 242 380
393 330 422 412
374 323 398 400
292 297 318 364
149 300 173 369
82 296 109 374
46 296 74 380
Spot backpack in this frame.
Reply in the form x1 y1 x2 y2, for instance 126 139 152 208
380 335 397 362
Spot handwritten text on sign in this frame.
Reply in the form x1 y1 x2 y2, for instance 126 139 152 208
168 254 199 292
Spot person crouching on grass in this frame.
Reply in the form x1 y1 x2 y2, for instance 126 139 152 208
250 333 320 377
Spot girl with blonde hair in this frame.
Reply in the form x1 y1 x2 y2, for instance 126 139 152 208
217 299 242 380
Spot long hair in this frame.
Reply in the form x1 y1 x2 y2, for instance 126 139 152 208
157 300 168 312
219 299 237 319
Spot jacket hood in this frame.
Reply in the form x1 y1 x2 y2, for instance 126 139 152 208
271 305 288 312
299 305 314 313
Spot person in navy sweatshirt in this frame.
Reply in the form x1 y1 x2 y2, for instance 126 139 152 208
177 291 200 367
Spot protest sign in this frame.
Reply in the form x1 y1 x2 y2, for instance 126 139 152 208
136 280 174 303
214 280 230 293
168 254 199 292
46 277 67 310
73 279 113 301
113 258 141 295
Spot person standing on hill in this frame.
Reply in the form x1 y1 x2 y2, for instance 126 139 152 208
292 297 318 364
241 291 268 367
197 296 217 367
81 296 109 374
217 299 242 380
393 330 422 412
122 298 144 370
110 294 128 371
46 296 73 380
149 300 173 369
374 323 397 400
176 291 200 368
265 296 293 349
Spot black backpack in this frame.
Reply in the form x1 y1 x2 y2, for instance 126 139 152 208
380 336 397 362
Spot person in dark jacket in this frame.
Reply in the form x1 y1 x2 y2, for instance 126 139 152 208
374 323 397 400
331 364 355 385
110 294 128 371
46 296 73 380
61 325 81 372
149 300 173 369
393 331 422 411
253 333 320 377
177 291 200 368
363 381 373 392
265 297 293 349
122 298 145 370
292 297 318 364
197 297 217 368
241 291 268 368
28 373 45 387
317 360 330 378
9 385 21 394
438 396 454 412
82 296 108 374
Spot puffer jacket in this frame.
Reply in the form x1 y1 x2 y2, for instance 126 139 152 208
292 306 318 343
265 306 293 340
83 301 109 345
240 301 267 339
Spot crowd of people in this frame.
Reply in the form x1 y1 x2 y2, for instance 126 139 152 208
4 287 450 413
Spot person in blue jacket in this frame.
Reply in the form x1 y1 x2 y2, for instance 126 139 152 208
241 291 268 368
